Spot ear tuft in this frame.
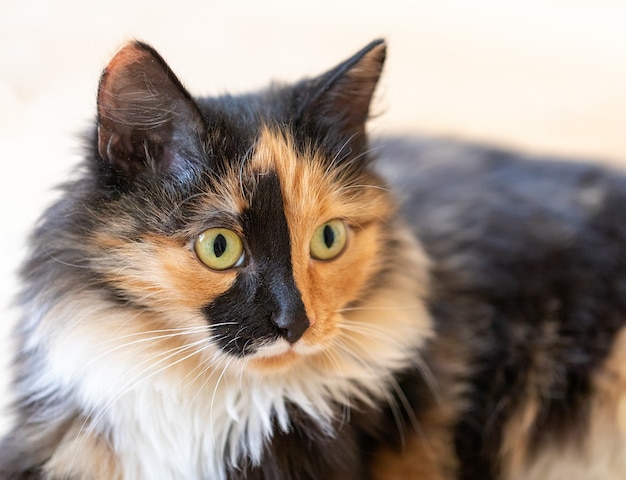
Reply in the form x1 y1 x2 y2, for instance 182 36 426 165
97 41 203 183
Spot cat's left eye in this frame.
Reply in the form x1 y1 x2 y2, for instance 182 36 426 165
194 228 245 271
310 219 348 261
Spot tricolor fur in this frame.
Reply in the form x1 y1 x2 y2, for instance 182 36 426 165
3 39 626 480
0 40 432 479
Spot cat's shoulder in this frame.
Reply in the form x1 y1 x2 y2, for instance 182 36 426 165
375 135 626 292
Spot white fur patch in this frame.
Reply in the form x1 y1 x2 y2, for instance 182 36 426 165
28 238 431 479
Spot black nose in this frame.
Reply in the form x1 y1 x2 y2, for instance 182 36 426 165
272 302 310 343
265 266 310 343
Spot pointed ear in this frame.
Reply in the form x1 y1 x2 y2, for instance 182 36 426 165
97 41 204 183
296 39 386 145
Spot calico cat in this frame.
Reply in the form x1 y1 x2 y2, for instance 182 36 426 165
1 38 626 480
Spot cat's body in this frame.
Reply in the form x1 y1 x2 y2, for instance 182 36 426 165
377 138 626 479
1 40 626 480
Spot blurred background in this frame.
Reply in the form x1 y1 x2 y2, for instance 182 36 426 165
1 0 625 433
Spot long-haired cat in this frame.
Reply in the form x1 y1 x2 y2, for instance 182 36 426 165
1 38 626 480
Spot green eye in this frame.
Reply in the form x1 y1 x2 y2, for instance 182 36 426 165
310 219 348 261
194 228 244 271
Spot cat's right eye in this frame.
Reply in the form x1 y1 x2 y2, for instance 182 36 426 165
194 228 244 271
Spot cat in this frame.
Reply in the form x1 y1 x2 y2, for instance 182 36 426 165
1 37 626 480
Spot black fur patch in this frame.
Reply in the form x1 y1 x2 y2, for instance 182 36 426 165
381 137 626 478
203 172 309 355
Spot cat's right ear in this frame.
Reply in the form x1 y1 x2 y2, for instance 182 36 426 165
96 41 204 185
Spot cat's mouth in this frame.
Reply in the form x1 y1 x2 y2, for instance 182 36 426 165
247 339 310 371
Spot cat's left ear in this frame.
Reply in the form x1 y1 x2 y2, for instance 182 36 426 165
97 41 204 184
295 39 386 146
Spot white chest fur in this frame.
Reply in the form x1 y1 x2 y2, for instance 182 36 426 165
49 344 384 480
34 244 431 479
105 371 293 480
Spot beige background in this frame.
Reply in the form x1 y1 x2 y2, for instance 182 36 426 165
1 0 625 433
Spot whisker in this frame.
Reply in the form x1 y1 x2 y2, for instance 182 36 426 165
43 249 91 270
334 183 391 194
333 144 385 176
239 143 256 199
77 325 229 374
185 342 229 405
69 338 214 474
337 304 422 313
319 348 352 428
336 321 440 401
324 134 358 176
210 356 235 451
88 322 236 349
328 337 409 445
83 334 219 426
175 191 214 211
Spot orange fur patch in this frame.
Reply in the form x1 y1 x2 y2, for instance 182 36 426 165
501 326 626 479
248 127 394 352
78 125 431 388
44 419 120 479
370 426 456 480
93 233 237 311
369 330 471 480
499 320 562 477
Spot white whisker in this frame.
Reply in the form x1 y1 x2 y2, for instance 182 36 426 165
337 320 440 400
337 304 422 313
69 337 214 474
210 356 235 450
328 337 409 444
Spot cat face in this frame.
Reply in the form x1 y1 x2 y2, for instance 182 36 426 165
74 40 401 372
90 127 393 371
11 40 432 479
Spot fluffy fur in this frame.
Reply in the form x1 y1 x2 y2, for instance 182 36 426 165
1 40 431 480
375 136 626 479
2 39 626 480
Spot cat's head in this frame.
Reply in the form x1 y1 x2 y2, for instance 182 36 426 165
29 40 430 380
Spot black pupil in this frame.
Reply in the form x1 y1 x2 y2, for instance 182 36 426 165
323 225 335 248
214 234 227 257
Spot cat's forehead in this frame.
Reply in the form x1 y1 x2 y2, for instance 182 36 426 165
197 126 387 226
245 127 318 192
180 126 393 236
